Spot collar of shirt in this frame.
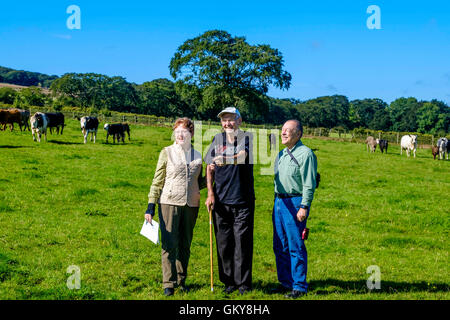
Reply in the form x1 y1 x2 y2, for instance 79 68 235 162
285 139 303 154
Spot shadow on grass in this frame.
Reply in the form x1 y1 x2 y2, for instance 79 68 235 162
310 279 449 295
48 140 83 145
253 280 449 295
0 145 29 149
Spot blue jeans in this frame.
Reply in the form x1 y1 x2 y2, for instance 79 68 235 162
272 196 308 292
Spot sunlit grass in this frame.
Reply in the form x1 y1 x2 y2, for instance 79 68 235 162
0 119 448 299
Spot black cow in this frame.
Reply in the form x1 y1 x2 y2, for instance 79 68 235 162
45 112 65 134
122 123 131 141
376 139 388 154
104 123 125 144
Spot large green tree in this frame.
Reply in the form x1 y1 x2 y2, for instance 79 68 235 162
388 97 420 132
136 78 186 117
296 95 350 129
51 73 137 112
18 87 47 107
169 30 291 120
349 98 388 129
0 87 17 104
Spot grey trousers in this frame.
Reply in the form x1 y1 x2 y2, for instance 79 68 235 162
158 203 199 289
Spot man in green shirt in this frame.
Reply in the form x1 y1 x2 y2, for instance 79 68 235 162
272 119 317 298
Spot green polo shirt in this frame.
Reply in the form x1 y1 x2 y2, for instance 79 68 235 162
274 139 317 207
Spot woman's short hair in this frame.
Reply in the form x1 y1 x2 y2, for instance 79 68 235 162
173 117 194 135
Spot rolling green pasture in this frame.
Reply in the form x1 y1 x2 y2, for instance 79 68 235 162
0 119 448 300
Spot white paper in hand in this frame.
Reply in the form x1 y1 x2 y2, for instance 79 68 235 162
140 220 160 245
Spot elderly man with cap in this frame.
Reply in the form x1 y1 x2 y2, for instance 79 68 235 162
205 107 255 295
272 119 317 298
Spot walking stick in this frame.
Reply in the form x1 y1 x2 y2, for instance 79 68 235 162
209 207 214 292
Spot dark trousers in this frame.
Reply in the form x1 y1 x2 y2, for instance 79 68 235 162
159 204 199 289
212 201 255 289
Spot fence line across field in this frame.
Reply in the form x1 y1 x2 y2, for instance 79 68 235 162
26 107 449 149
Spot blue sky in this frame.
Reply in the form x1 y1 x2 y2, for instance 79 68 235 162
0 0 449 104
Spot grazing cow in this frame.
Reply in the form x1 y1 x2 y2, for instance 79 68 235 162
30 112 48 142
104 123 125 144
80 116 99 144
365 136 377 153
10 108 30 131
269 133 277 150
376 139 389 154
122 123 131 141
400 135 418 158
0 109 23 131
45 112 65 135
431 146 439 160
437 137 449 160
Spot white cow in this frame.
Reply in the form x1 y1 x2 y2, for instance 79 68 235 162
30 112 48 142
400 135 417 158
437 137 449 160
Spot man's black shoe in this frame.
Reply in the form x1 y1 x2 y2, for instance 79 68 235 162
223 286 237 294
239 287 251 295
269 285 291 294
179 285 190 293
285 290 306 299
164 288 174 296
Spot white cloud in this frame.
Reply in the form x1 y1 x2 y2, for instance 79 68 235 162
53 34 72 40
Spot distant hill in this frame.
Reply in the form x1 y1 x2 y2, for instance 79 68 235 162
0 66 58 88
0 82 51 94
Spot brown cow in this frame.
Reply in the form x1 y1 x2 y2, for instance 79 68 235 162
432 146 439 160
0 109 23 131
13 108 30 131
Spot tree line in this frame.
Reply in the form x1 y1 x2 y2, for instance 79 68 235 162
1 30 449 135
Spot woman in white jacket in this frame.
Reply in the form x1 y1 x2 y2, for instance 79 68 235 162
145 118 205 296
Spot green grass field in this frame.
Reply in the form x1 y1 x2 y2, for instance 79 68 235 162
0 119 448 300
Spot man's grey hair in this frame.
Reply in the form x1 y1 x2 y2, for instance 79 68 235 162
286 119 303 135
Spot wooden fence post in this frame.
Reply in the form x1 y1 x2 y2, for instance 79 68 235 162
397 132 399 144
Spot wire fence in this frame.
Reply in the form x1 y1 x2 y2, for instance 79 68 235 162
9 105 450 149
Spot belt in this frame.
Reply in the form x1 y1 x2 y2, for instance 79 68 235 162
275 193 302 198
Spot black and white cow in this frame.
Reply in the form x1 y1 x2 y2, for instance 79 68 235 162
104 123 125 144
376 139 388 154
45 112 65 135
437 137 448 160
30 112 48 142
80 116 99 144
